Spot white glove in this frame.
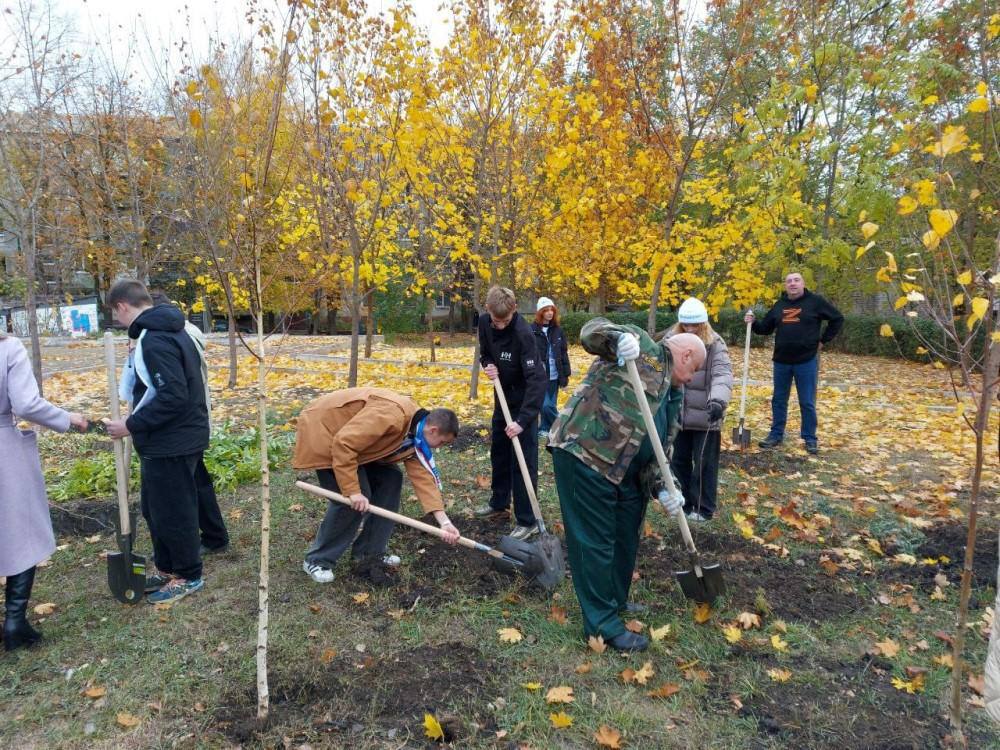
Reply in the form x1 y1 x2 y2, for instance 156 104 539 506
657 486 684 517
616 333 640 362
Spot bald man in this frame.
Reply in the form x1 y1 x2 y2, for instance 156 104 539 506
548 319 706 652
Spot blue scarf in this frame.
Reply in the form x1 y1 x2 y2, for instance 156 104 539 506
412 416 442 489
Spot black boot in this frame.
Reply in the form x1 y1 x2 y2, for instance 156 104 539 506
4 567 42 652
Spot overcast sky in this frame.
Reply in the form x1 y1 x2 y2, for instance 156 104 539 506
59 0 454 90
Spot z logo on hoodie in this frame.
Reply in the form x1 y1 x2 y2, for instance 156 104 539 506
781 308 802 324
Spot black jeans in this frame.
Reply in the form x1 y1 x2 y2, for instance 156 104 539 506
195 457 229 550
140 453 202 580
305 464 403 568
489 407 538 527
669 430 721 519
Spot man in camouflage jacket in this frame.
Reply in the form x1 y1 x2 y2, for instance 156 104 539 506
549 319 706 652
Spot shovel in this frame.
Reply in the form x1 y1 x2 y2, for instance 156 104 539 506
490 379 566 589
732 313 752 449
103 332 146 604
623 357 725 604
295 481 563 591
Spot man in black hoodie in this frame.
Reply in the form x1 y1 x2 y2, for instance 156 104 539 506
745 272 843 454
473 286 547 540
105 280 210 604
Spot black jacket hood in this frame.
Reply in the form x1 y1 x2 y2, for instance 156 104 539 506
129 304 186 338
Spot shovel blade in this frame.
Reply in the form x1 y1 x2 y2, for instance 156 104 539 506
494 534 565 592
731 426 751 448
107 548 147 605
675 563 726 604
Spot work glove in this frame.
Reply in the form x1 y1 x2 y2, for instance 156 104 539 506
616 332 641 363
707 400 725 422
657 483 685 517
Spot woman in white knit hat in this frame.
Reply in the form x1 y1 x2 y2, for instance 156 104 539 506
659 298 733 521
531 297 571 438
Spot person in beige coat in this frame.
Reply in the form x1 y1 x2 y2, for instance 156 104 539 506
294 387 461 586
0 333 87 651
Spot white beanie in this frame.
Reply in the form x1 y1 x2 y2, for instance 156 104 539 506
677 298 708 324
536 296 555 311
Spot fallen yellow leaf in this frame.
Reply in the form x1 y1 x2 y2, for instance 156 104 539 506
768 668 792 682
116 712 141 729
32 602 56 616
84 686 107 699
594 724 623 748
549 711 573 728
522 682 542 691
875 639 900 658
723 625 743 644
650 623 671 641
497 627 523 643
546 685 575 704
693 602 712 624
423 712 444 741
771 634 789 652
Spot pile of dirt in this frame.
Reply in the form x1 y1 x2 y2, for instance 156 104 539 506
216 642 498 745
638 532 865 623
50 499 117 536
446 423 489 453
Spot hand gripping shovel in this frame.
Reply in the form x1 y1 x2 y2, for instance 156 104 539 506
490 379 566 591
732 313 752 449
295 481 563 591
103 332 146 604
623 357 725 604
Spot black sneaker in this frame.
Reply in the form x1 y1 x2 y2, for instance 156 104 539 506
144 574 172 594
805 441 819 455
200 543 230 556
758 436 782 449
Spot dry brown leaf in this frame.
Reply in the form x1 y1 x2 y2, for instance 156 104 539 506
32 602 56 616
594 724 623 748
693 602 712 624
624 619 645 633
548 606 568 625
320 648 337 664
83 686 107 699
738 612 762 630
649 624 671 641
933 653 954 668
575 661 593 674
308 603 322 613
683 667 711 682
588 635 607 654
498 627 523 643
875 639 900 658
968 674 986 696
115 712 141 728
352 592 370 605
647 683 681 699
545 685 574 704
475 475 490 489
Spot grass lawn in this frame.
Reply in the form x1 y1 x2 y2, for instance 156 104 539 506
2 342 998 749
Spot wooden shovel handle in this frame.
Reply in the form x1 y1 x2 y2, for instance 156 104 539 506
623 357 700 560
491 378 546 533
104 332 131 535
296 480 483 554
738 315 752 422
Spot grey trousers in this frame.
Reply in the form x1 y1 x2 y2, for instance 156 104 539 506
305 464 403 568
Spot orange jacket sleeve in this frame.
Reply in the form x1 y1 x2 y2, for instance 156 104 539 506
403 455 445 514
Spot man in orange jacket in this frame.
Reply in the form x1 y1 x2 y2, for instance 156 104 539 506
293 387 461 586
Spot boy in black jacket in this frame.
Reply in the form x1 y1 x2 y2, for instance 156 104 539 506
745 272 844 454
105 279 210 604
474 286 547 540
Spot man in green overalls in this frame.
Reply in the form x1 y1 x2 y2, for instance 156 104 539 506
549 319 706 652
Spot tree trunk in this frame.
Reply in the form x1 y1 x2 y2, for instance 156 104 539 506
949 335 1000 743
24 217 43 394
364 288 374 359
428 298 436 363
227 311 238 389
348 257 361 388
254 295 271 721
469 277 482 400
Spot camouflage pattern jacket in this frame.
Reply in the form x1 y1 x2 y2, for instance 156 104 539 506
548 318 682 486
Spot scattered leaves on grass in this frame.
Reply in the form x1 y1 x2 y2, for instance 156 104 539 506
770 635 789 653
320 648 337 664
768 668 792 683
423 712 444 741
738 612 762 630
620 661 654 685
83 686 106 699
892 673 926 694
649 624 671 641
549 711 573 728
723 625 743 643
647 683 681 699
33 602 56 616
115 712 141 729
548 605 568 625
588 635 606 653
594 724 623 748
498 627 523 643
875 639 900 658
693 602 712 624
545 685 574 704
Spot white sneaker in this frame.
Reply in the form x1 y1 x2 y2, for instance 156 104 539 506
303 560 335 583
686 512 709 522
382 554 401 567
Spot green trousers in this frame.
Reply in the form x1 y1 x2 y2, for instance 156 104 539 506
552 448 648 640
